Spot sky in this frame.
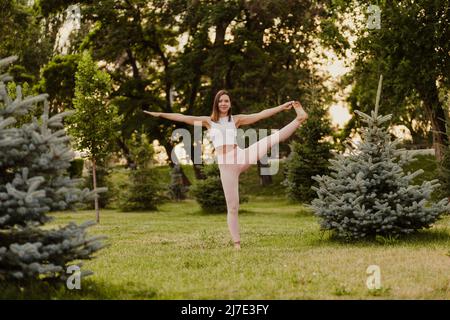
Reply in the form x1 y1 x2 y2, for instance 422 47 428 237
315 49 352 128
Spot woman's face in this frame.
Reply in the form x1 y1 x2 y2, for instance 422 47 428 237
218 94 231 115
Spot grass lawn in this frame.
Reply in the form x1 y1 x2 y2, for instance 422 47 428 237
2 154 449 300
3 195 450 300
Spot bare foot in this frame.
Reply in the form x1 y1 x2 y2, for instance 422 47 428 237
234 241 241 250
293 101 308 123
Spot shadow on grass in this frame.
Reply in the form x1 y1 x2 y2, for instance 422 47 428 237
309 228 450 248
0 278 158 300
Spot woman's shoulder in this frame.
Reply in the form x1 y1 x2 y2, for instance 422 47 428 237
204 116 214 124
202 116 214 130
231 114 241 128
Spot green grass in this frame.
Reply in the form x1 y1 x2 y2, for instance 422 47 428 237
2 154 449 300
2 196 450 300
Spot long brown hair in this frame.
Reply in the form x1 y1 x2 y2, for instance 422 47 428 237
210 89 232 122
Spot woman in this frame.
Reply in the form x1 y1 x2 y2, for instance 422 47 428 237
144 90 308 250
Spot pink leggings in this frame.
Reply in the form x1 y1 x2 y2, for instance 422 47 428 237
217 117 302 243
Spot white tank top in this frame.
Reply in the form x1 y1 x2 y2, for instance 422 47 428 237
208 115 238 148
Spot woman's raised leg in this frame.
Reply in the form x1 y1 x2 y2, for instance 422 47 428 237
218 164 242 249
238 117 302 173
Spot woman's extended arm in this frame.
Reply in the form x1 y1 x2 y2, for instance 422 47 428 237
236 101 297 127
143 111 210 127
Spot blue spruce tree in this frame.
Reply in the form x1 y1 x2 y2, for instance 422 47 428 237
0 56 106 281
311 76 450 240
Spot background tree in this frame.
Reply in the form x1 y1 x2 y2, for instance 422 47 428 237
38 0 342 187
116 130 166 212
0 56 106 282
340 0 450 161
37 54 80 116
67 51 121 223
173 0 343 184
38 0 193 184
0 0 55 83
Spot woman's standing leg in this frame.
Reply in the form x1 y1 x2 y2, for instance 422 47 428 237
218 164 242 249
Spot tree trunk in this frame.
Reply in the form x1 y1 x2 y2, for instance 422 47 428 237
403 121 432 148
208 18 232 99
92 157 100 223
429 115 447 161
116 136 136 169
126 48 140 79
162 141 191 186
419 86 449 162
184 126 206 180
184 73 206 180
193 164 206 180
257 160 273 186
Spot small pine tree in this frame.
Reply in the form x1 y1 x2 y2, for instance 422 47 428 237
0 56 106 282
311 76 450 240
117 131 165 211
282 102 333 203
168 164 188 201
191 164 227 213
117 169 165 211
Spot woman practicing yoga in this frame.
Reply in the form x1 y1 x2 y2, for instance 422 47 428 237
144 90 308 250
